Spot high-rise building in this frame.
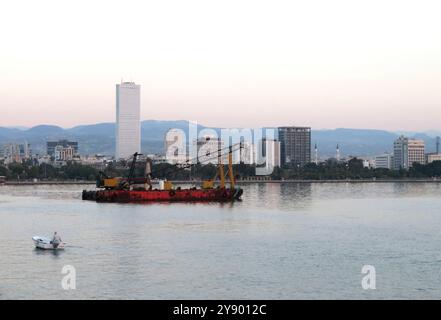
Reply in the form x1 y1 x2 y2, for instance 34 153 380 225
1 142 31 164
393 136 425 170
47 140 78 157
116 81 141 160
277 126 311 167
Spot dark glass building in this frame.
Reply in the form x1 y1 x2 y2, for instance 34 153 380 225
278 126 311 167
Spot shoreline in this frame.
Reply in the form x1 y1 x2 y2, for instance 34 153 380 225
2 178 441 185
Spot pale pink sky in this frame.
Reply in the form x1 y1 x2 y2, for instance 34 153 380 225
1 0 441 130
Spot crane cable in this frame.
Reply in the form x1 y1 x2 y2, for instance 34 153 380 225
148 142 243 178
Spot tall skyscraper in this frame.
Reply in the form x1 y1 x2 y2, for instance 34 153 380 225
393 135 425 170
116 81 141 160
277 126 311 167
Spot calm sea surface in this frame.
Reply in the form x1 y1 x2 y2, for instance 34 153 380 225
1 182 441 299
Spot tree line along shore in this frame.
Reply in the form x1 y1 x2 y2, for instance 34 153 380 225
1 158 441 183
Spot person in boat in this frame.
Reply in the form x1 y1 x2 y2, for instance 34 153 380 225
51 231 62 249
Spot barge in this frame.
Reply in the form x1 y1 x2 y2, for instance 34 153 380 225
82 146 243 203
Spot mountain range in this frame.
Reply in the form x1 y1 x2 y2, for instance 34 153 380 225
0 121 439 158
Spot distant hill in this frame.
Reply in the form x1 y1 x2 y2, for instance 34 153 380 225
312 128 398 157
0 121 438 157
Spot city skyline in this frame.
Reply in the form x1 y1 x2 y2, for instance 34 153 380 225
2 0 441 131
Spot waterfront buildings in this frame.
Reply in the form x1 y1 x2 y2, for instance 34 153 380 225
278 126 311 167
239 141 256 165
362 159 374 168
146 154 167 164
393 136 425 170
426 153 441 164
116 81 141 160
258 139 281 168
425 137 441 164
192 136 226 165
46 140 79 164
374 154 394 169
1 143 31 164
54 145 76 161
79 154 110 170
47 140 78 157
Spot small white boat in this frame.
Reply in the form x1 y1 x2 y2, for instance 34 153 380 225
32 236 66 250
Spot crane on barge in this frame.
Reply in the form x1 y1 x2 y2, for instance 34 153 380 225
82 144 243 202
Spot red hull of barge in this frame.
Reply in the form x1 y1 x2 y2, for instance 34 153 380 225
82 188 242 202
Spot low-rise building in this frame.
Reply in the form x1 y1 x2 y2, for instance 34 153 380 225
375 154 394 169
147 154 167 164
362 159 374 168
426 153 441 164
79 154 110 169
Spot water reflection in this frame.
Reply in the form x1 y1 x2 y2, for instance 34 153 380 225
245 183 312 211
33 247 64 258
392 182 441 197
2 183 441 299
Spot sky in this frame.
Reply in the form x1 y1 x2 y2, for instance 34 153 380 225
1 0 441 131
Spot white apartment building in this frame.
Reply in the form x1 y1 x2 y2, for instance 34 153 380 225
375 154 394 169
116 81 141 160
54 145 75 161
193 136 226 165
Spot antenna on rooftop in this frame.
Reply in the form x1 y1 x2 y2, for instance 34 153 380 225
437 136 440 154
